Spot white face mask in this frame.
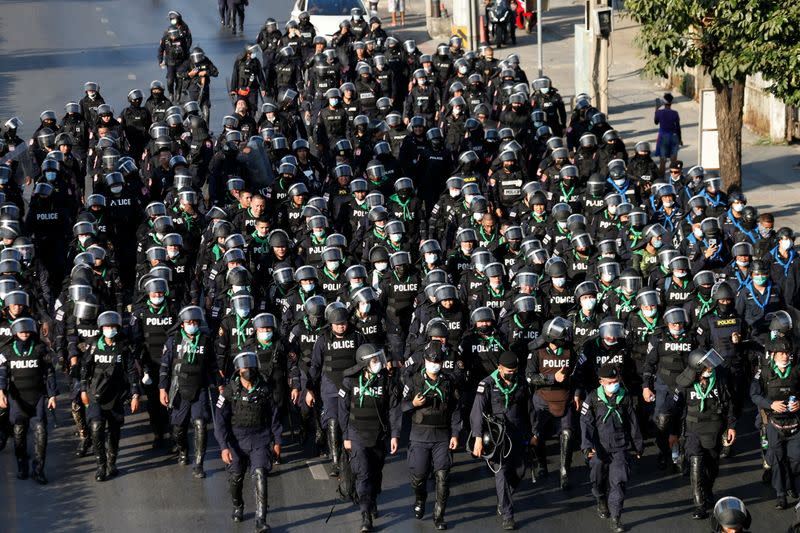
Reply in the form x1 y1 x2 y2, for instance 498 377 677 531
369 360 383 374
167 249 179 259
78 235 90 244
581 298 597 311
452 107 461 116
662 200 673 208
326 260 340 271
552 277 566 288
603 382 620 394
102 327 117 339
301 282 315 292
701 370 713 378
425 361 442 374
777 360 790 369
781 239 793 251
449 189 460 198
613 177 626 186
693 227 704 238
473 213 483 222
389 233 402 242
601 273 614 283
557 221 567 229
232 285 245 294
170 18 178 25
424 253 438 264
541 87 550 94
358 302 371 314
329 98 339 106
490 281 502 290
375 262 389 272
257 330 273 343
732 203 744 213
150 295 165 305
608 205 617 215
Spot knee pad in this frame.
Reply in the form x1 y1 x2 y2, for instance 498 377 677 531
654 414 672 433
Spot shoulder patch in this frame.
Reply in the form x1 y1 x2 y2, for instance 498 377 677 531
216 395 225 408
476 383 485 394
754 368 761 380
696 327 703 335
338 388 346 398
402 385 410 397
580 401 589 415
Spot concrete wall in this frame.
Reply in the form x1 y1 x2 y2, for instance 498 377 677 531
743 72 789 143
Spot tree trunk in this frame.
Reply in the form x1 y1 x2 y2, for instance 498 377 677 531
713 78 745 191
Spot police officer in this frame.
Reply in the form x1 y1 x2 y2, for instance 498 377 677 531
643 307 697 470
470 351 534 530
526 317 580 489
402 342 461 529
159 305 223 479
214 352 282 533
61 293 100 457
289 295 327 454
751 337 800 509
244 312 300 454
698 281 750 457
129 277 177 448
338 344 401 532
307 303 364 476
80 311 140 482
580 364 643 533
0 317 56 484
230 45 268 113
675 348 736 519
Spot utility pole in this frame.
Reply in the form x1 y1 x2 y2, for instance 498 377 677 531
535 0 543 77
592 0 612 114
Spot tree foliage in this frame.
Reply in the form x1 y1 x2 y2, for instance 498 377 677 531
626 0 800 105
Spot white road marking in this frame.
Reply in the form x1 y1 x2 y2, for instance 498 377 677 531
306 460 329 480
100 17 109 24
128 73 137 80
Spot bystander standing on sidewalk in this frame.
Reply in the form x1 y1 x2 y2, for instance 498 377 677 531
654 92 683 175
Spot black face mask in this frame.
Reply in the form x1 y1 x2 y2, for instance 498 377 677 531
502 372 516 382
395 265 409 277
240 369 256 382
717 302 733 315
698 285 712 298
477 324 494 335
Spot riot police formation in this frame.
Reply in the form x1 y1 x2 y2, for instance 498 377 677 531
1 7 800 533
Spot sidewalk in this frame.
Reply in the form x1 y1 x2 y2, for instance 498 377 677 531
384 0 800 229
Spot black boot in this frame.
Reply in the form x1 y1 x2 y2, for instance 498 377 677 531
72 401 91 457
326 419 341 477
254 467 270 532
411 474 427 519
31 422 48 484
559 430 573 490
690 456 707 519
610 516 625 532
360 511 373 532
229 472 244 522
91 420 107 482
173 424 189 465
596 496 610 519
13 423 29 480
192 419 207 479
433 470 449 530
314 419 327 457
534 439 547 480
107 423 121 478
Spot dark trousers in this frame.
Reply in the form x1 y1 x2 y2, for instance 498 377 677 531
767 424 800 497
351 441 387 513
408 439 451 477
590 451 630 519
490 444 524 519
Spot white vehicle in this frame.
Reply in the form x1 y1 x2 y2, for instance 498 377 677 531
290 0 369 41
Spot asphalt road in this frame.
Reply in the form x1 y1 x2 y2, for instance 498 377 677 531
0 1 799 532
